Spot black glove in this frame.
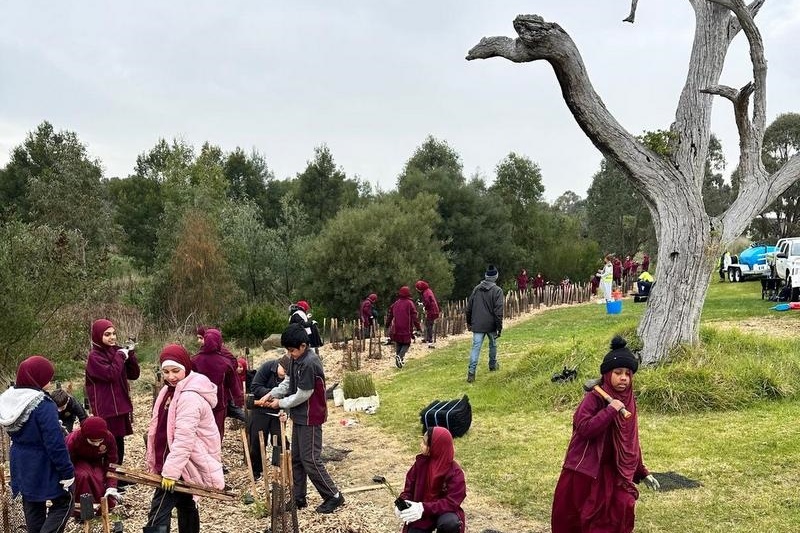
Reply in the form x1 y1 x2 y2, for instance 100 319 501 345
495 329 502 338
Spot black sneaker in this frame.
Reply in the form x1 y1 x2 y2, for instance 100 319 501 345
489 362 500 371
315 493 344 514
467 372 475 383
395 355 404 369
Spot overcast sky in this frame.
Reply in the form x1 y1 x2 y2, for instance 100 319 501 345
1 1 798 201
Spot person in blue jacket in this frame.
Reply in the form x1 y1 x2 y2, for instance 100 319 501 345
0 355 75 533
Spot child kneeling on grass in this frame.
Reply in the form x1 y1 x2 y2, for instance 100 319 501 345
551 336 659 533
395 426 466 533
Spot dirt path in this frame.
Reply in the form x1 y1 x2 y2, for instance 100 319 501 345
64 311 556 533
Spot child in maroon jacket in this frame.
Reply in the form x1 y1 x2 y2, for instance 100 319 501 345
395 426 466 533
66 416 120 516
192 328 243 442
551 336 659 533
386 286 422 369
414 280 440 349
85 318 140 466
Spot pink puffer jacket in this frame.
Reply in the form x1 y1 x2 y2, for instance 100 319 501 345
146 372 224 491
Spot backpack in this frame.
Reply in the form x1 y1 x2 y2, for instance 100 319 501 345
419 395 472 438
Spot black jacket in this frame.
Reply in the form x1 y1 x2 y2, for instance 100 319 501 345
466 280 504 334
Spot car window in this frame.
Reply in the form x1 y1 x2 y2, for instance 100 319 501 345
792 242 800 256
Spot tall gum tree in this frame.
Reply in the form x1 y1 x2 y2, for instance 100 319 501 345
467 1 800 364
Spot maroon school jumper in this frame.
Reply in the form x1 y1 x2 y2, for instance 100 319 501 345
399 427 466 533
66 427 118 514
192 328 242 441
551 374 649 533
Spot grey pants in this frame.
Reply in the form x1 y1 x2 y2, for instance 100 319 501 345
292 424 338 502
424 318 436 343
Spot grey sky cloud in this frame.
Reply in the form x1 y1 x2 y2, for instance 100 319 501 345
1 1 798 201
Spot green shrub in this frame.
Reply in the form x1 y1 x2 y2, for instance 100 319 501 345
342 371 376 399
223 304 286 343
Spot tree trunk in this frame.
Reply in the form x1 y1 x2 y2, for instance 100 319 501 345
637 199 715 364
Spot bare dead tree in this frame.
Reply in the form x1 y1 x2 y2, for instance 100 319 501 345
467 1 799 364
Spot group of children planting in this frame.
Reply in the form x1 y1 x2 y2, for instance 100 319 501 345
0 296 657 532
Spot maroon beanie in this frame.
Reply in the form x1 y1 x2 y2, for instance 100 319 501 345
368 293 377 302
296 300 310 312
398 286 412 298
91 319 114 347
16 355 55 389
159 344 192 373
196 326 206 337
81 416 108 440
415 280 428 291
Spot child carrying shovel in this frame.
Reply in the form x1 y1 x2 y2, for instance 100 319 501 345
551 336 659 533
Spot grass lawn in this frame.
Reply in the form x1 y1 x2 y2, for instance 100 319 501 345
372 278 800 532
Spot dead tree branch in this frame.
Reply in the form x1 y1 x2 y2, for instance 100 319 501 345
466 14 675 200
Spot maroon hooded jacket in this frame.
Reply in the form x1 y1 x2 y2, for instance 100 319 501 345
415 281 440 320
386 287 421 344
85 320 140 434
399 427 466 533
192 329 243 438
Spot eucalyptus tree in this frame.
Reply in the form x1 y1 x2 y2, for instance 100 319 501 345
467 2 800 363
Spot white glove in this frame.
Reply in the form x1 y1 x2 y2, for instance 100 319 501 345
393 504 403 519
104 487 122 501
399 501 424 524
643 474 660 491
118 348 130 360
59 477 75 491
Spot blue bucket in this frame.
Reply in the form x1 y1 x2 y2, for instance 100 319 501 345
606 300 622 315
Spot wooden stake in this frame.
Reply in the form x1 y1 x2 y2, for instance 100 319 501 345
107 464 235 501
100 496 110 533
258 430 271 509
240 428 259 500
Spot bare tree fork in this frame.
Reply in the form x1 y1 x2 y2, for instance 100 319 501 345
623 0 639 23
467 2 800 364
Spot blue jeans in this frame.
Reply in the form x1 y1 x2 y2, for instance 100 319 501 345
468 331 497 374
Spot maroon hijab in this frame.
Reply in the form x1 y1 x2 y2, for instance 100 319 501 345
81 416 109 439
600 371 640 481
198 329 223 354
159 344 193 374
423 426 456 502
16 355 55 389
91 319 115 350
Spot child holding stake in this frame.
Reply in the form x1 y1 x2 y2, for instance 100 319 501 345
66 416 121 517
144 344 223 533
551 336 659 533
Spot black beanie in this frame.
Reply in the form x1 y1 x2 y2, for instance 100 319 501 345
599 335 638 375
485 264 499 281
